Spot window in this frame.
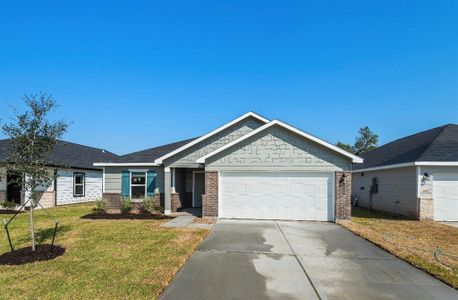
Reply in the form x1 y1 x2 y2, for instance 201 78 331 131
131 172 146 199
73 173 85 197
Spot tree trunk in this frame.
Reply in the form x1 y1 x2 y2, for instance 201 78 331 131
29 194 36 251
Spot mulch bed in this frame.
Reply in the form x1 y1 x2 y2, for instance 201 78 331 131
0 244 65 265
81 213 174 220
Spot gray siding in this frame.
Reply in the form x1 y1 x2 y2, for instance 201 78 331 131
164 117 265 166
352 167 418 216
206 125 352 171
104 166 165 194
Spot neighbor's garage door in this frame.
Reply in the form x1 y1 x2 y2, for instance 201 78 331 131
219 172 334 221
433 173 458 221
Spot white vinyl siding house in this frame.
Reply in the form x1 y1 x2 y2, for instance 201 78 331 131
55 169 103 205
352 124 458 221
352 167 418 216
0 138 118 208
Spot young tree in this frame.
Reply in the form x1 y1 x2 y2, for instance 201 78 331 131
2 93 68 251
337 126 378 156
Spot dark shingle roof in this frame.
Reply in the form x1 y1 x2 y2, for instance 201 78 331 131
108 137 199 163
354 124 458 170
0 139 118 170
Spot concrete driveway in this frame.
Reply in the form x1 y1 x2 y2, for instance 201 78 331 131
160 220 457 300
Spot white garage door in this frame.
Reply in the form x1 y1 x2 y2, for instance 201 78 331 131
219 172 334 221
433 173 458 221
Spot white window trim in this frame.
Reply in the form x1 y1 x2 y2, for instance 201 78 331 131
130 171 147 200
73 172 85 197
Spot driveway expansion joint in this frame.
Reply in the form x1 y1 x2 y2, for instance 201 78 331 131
275 221 325 300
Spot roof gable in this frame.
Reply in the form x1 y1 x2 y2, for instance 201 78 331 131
197 120 363 163
154 112 269 164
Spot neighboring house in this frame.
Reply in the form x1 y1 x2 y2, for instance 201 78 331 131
95 112 362 221
352 124 458 221
0 139 118 208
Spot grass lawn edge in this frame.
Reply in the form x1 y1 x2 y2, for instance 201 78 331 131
336 220 457 290
156 225 213 297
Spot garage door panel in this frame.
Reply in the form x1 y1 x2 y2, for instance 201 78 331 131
433 173 458 221
220 172 333 221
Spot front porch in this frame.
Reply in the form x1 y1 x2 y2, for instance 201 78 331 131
164 167 205 215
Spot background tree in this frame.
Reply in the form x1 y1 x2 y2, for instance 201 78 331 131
336 142 355 154
2 93 68 251
337 126 378 156
354 126 379 155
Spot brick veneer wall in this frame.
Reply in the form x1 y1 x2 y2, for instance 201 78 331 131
103 193 164 213
202 171 218 217
171 193 181 212
103 193 121 213
419 198 434 220
335 172 352 220
171 192 193 212
0 191 6 203
36 191 56 208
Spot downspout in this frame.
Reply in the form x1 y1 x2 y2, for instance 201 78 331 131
416 166 421 219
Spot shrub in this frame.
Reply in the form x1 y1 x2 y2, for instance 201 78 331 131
1 200 17 210
139 197 155 214
120 197 132 214
155 205 165 214
93 198 107 214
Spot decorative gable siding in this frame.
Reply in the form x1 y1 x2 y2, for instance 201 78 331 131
206 126 352 171
164 117 265 166
56 169 103 205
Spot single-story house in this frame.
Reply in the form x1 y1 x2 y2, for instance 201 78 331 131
0 139 118 208
352 124 458 221
95 112 362 221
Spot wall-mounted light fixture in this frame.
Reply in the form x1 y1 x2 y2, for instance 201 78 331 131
421 172 431 186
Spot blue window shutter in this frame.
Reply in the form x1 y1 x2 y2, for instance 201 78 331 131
147 171 156 197
121 171 130 198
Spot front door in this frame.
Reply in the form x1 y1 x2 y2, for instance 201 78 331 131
193 172 205 208
7 173 22 205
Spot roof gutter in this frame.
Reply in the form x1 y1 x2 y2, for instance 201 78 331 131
353 161 458 173
93 163 161 167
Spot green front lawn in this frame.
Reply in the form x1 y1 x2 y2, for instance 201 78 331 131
0 204 208 299
339 208 458 288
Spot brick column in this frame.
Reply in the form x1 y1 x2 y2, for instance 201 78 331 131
335 172 352 220
103 193 121 213
202 171 218 217
171 193 181 212
0 191 6 203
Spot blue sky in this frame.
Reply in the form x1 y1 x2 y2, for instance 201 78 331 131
0 0 457 155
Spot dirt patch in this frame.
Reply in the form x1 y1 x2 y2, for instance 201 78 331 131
0 244 65 265
81 213 175 220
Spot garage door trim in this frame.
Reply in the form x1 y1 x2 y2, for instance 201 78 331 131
218 171 335 221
